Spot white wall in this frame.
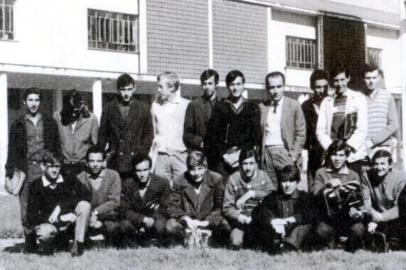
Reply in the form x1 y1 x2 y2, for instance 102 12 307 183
366 26 402 92
268 10 316 87
0 0 139 73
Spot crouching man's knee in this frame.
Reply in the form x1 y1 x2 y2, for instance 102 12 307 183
75 201 91 217
35 223 58 242
230 228 244 248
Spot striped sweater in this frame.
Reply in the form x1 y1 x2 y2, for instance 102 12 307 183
366 88 399 146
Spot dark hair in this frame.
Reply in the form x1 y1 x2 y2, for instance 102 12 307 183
117 73 135 90
225 70 245 87
279 165 300 183
310 69 329 90
85 146 105 161
371 150 393 165
24 87 41 101
200 69 219 85
325 140 351 160
131 153 152 170
187 150 207 169
42 151 62 165
362 63 383 77
239 147 259 165
330 64 350 79
265 71 286 89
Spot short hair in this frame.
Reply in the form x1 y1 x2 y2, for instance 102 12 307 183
200 69 219 85
265 71 286 89
116 73 135 90
24 87 41 100
362 63 383 77
325 140 351 160
239 147 259 165
279 165 300 183
331 64 350 79
225 70 245 87
42 152 61 166
187 150 207 168
157 71 180 90
131 153 152 170
85 146 105 161
310 69 329 90
371 150 393 165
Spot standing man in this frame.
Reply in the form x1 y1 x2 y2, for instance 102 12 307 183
120 153 171 247
362 64 399 159
150 71 190 184
259 71 306 187
76 147 122 247
362 150 406 249
183 69 220 169
6 88 61 252
54 89 98 177
223 148 276 249
317 65 368 174
98 73 153 180
211 70 261 177
302 70 329 188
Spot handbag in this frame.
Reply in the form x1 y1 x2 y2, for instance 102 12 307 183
5 168 26 196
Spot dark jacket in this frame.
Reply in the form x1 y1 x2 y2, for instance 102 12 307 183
121 174 171 226
252 190 316 230
168 170 224 225
26 175 90 227
97 99 153 173
6 114 61 177
211 99 261 164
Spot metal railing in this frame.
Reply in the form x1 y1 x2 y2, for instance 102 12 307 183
0 0 14 40
286 36 317 70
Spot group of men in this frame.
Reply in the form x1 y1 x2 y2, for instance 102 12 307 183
5 64 406 257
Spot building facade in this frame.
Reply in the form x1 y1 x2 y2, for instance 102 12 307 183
0 0 404 190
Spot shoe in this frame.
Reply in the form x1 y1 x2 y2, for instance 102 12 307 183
278 241 298 253
23 233 38 254
367 232 388 253
71 241 85 257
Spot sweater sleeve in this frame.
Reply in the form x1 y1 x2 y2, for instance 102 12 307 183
222 179 239 221
291 103 306 160
183 102 203 149
382 177 406 221
370 96 399 146
94 173 121 214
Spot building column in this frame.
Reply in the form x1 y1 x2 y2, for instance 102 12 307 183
0 73 8 193
92 79 102 123
400 0 406 169
208 0 213 69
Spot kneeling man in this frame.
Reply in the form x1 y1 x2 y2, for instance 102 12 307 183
77 146 121 246
252 165 314 253
26 153 91 256
166 150 230 247
120 153 171 247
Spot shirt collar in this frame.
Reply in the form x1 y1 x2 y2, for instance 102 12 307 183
369 88 381 99
87 169 106 180
326 165 349 175
25 113 42 122
167 90 181 104
42 175 64 187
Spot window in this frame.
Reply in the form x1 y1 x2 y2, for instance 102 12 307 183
367 47 382 68
0 0 14 40
286 36 317 69
88 9 138 53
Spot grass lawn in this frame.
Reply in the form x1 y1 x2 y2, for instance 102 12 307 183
1 195 406 270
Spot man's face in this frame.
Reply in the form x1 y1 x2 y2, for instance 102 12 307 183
134 160 151 184
330 150 347 171
25 93 40 115
228 76 244 98
201 76 217 97
87 153 104 175
188 165 207 183
281 180 298 196
119 83 135 103
373 157 392 178
267 76 284 101
241 156 258 179
364 70 381 92
313 79 329 99
333 72 350 94
44 162 61 182
157 77 176 102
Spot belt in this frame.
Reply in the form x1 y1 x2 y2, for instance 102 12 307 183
265 145 284 149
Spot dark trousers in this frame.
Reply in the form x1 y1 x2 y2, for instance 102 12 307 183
260 224 312 252
62 162 86 179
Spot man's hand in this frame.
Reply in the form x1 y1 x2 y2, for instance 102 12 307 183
349 207 363 219
271 219 287 236
328 178 342 188
236 190 255 209
368 222 378 233
370 210 384 223
48 205 61 224
143 217 155 229
237 214 252 225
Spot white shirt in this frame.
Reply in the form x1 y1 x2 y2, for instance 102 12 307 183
264 97 284 146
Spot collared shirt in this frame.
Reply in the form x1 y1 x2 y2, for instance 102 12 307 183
312 166 360 196
265 97 284 146
26 114 45 161
86 169 106 191
139 178 151 198
118 102 131 119
42 175 64 190
278 191 299 218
